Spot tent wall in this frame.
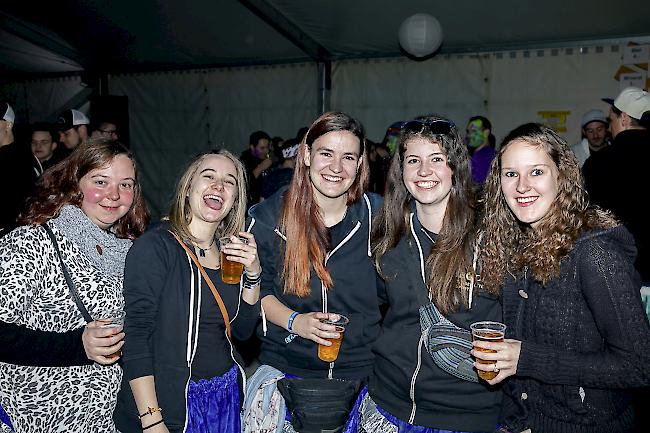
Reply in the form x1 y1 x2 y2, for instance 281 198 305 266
332 46 621 142
1 44 624 217
107 63 318 216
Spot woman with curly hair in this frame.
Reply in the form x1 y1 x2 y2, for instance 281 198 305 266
359 115 502 432
0 140 149 432
474 123 650 433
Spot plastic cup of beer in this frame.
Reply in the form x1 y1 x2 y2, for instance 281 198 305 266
317 314 349 362
219 236 245 284
98 310 125 329
470 321 506 380
97 310 125 359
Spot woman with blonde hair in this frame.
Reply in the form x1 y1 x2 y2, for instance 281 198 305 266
114 150 261 433
474 123 650 433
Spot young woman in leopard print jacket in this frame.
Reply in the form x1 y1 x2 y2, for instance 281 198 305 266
0 140 149 432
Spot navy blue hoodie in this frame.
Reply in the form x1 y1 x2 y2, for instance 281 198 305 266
248 189 382 379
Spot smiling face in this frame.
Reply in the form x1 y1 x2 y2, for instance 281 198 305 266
78 153 136 230
402 137 453 217
305 130 362 206
187 154 238 226
500 140 559 229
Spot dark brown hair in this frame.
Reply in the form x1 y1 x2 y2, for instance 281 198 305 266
372 115 489 314
20 140 150 239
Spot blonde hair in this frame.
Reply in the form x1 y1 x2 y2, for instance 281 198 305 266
168 150 248 243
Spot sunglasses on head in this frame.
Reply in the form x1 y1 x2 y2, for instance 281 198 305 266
402 118 454 135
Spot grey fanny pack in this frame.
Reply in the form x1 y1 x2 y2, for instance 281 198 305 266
419 302 478 383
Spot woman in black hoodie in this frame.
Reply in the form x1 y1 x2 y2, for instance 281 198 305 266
360 115 502 432
248 112 382 432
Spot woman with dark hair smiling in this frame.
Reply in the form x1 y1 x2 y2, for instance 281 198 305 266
248 111 382 432
0 140 149 432
358 115 501 433
475 123 650 433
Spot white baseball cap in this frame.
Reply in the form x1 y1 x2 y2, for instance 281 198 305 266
603 86 650 120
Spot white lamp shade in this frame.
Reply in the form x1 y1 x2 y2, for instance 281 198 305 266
398 13 443 58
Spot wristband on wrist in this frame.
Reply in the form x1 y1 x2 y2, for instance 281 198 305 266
287 311 299 333
138 407 162 420
143 419 164 430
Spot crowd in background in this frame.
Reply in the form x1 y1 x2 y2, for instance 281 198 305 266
0 86 649 433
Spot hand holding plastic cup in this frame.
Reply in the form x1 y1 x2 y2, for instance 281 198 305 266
470 321 506 380
317 314 349 362
98 310 125 329
219 236 246 284
95 310 125 360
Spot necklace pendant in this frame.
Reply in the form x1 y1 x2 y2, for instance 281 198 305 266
199 248 206 257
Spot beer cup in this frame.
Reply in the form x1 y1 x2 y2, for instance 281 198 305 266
470 321 506 380
97 310 125 359
219 236 245 284
317 314 349 362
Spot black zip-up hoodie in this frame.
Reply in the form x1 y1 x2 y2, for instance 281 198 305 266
113 223 259 432
369 209 502 431
248 189 382 379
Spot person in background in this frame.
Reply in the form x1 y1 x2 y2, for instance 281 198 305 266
359 115 501 432
114 150 261 433
241 130 272 205
0 140 149 432
570 109 610 168
583 86 650 284
261 138 299 200
0 102 41 236
476 123 650 433
55 109 90 159
367 139 391 195
30 122 60 172
91 120 119 142
465 115 496 185
248 112 382 432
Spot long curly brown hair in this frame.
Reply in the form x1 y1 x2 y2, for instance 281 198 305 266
20 140 150 239
479 123 616 291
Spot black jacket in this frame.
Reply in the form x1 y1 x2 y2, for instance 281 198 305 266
583 128 650 281
248 189 382 379
369 209 502 431
113 224 259 432
501 226 650 433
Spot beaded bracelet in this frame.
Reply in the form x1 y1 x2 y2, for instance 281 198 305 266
142 419 164 430
287 311 299 333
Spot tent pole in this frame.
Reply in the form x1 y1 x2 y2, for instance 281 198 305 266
318 60 331 114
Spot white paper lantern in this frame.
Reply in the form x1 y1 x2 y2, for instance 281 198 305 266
398 13 443 58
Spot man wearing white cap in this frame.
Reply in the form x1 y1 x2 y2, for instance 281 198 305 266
571 109 610 167
0 102 15 148
584 86 650 283
56 108 90 153
0 102 40 235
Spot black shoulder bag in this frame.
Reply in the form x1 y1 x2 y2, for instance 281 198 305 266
42 223 93 323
